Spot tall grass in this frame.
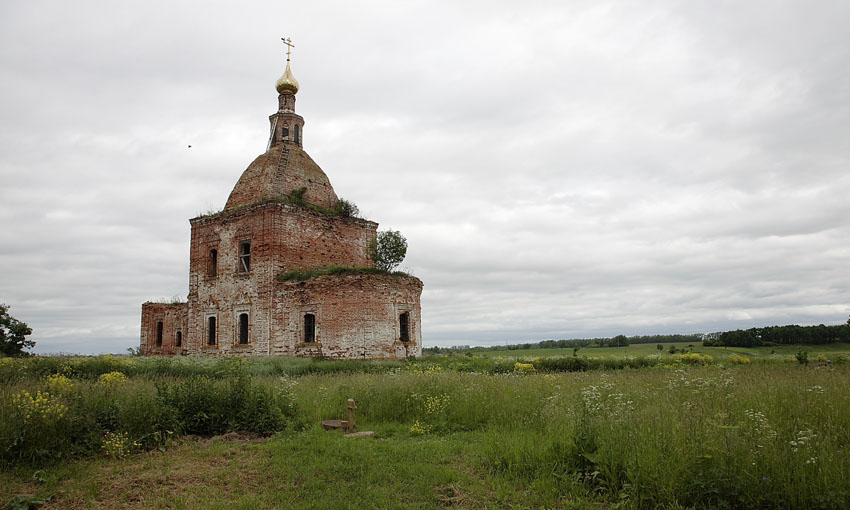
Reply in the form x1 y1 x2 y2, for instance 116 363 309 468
0 355 405 383
1 355 848 507
0 374 293 464
283 366 850 508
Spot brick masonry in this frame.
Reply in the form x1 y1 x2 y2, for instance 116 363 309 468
140 87 423 359
224 144 338 212
140 302 188 355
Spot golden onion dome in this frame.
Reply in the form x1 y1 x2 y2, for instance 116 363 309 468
275 60 299 95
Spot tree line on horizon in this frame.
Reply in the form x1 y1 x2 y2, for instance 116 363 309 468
426 333 703 353
427 322 850 354
704 323 850 347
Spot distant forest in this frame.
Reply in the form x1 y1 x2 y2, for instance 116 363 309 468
426 323 850 354
703 324 850 347
426 333 703 353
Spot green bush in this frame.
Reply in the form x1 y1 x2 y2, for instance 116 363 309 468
156 376 290 436
535 357 590 372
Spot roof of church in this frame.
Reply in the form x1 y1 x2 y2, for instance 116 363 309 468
224 142 339 211
223 42 340 213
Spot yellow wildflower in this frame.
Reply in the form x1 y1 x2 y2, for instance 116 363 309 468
98 371 128 386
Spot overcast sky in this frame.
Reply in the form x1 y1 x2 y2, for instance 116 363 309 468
1 1 848 354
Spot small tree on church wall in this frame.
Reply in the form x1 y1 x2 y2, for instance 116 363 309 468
370 230 408 272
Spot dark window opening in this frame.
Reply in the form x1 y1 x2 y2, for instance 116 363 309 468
156 321 163 347
208 316 217 346
294 124 300 144
399 313 410 342
239 241 251 273
239 313 249 344
209 249 217 277
282 127 289 138
304 313 315 343
176 331 182 347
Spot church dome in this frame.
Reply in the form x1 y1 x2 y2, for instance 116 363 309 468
224 143 338 211
275 61 299 95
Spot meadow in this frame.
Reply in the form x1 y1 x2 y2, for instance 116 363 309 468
1 347 849 509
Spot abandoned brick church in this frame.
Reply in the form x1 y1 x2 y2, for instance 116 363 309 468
140 46 423 358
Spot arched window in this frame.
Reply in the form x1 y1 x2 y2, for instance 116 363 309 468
176 331 182 347
304 313 315 343
238 313 249 344
399 313 410 342
294 124 300 145
155 321 163 347
207 316 217 346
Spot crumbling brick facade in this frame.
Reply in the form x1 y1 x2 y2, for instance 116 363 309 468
140 58 422 359
140 302 188 355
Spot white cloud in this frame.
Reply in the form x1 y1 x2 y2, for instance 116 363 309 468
1 0 848 353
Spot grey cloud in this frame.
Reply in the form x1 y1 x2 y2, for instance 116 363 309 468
1 0 848 353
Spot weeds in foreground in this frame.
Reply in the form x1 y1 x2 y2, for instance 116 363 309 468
1 356 849 508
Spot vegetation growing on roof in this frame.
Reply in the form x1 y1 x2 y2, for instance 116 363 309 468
195 192 362 221
277 264 410 282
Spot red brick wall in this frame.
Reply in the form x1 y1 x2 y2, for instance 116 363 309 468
183 202 380 356
142 90 425 359
272 273 423 359
224 144 339 211
140 302 188 355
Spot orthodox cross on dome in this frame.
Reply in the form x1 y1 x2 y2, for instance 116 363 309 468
281 37 295 61
275 37 300 96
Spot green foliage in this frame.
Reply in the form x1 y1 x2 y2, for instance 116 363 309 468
708 324 850 347
0 304 34 357
4 494 51 510
2 359 850 508
534 356 589 372
156 376 290 436
610 334 628 347
332 198 359 218
197 192 366 221
795 349 809 365
369 229 408 272
290 186 307 202
277 264 407 282
0 371 293 466
430 334 701 355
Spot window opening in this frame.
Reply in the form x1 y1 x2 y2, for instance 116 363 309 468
208 316 217 345
294 124 300 144
209 249 217 276
304 313 315 343
399 312 410 342
156 321 163 347
176 331 182 347
282 127 289 138
239 241 251 273
239 313 249 344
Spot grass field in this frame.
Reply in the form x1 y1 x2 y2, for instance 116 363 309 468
467 342 850 359
2 349 849 509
